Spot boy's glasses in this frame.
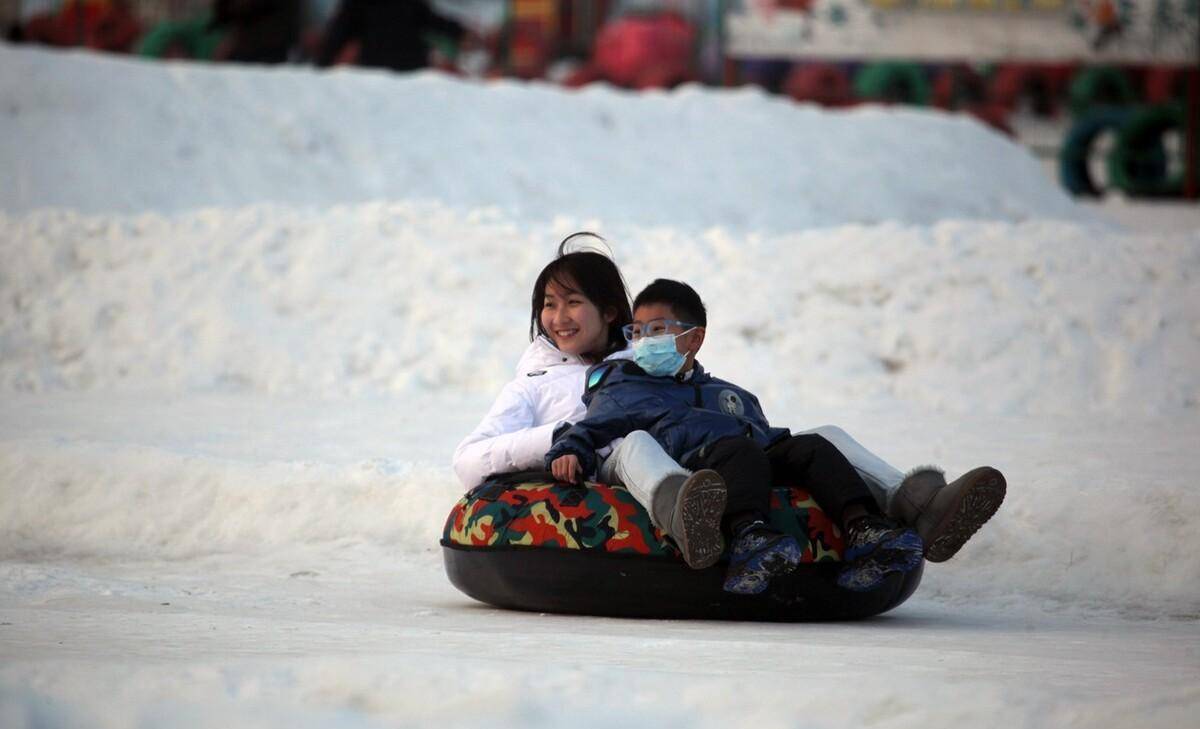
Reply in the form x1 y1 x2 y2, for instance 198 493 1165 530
622 319 696 342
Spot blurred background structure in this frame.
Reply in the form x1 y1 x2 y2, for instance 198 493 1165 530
2 0 1197 199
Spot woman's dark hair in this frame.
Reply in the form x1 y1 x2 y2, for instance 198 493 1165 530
632 279 707 327
530 244 633 360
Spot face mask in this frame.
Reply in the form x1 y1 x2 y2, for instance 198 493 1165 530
633 332 688 377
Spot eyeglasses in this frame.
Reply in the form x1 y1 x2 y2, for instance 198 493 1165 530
621 318 697 342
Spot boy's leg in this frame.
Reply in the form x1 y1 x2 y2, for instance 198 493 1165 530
687 436 773 528
764 433 880 525
796 425 903 512
598 431 726 569
766 434 922 592
688 436 803 595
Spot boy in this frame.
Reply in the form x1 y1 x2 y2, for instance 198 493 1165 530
546 279 923 594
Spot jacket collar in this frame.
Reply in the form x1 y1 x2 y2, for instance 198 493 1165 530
516 336 634 376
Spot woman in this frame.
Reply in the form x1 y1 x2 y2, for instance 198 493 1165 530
453 233 1005 567
452 234 728 570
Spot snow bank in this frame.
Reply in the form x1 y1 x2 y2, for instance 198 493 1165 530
0 44 1084 229
3 204 1197 417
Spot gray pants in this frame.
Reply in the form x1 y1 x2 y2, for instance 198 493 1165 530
598 426 905 526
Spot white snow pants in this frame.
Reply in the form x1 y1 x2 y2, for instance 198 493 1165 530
598 431 689 530
597 426 905 524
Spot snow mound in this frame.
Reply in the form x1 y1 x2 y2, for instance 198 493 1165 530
0 44 1084 229
3 204 1197 417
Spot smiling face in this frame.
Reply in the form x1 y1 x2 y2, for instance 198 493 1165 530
540 279 614 358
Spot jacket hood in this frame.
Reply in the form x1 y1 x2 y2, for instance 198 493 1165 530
515 337 633 376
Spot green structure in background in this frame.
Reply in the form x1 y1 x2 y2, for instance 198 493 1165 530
136 14 225 60
1109 103 1190 197
1067 66 1138 115
854 62 931 105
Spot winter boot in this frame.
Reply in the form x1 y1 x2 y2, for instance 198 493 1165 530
837 515 923 592
890 466 1006 563
651 469 727 570
722 520 803 595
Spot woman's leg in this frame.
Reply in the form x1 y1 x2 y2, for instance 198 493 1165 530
597 431 690 528
598 431 725 569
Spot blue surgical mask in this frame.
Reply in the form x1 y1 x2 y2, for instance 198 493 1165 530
633 332 688 377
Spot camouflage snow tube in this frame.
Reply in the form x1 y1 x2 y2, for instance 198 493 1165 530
441 477 922 621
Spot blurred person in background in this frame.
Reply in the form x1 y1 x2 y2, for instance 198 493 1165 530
19 0 140 52
209 0 301 63
315 0 467 72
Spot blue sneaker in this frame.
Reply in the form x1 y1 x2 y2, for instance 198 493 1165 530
837 515 923 592
722 521 803 595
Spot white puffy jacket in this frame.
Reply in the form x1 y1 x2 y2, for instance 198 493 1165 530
452 337 631 489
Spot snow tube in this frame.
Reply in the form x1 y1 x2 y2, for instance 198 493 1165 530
1068 67 1137 116
854 63 930 106
441 476 923 621
1108 104 1189 198
1059 107 1134 196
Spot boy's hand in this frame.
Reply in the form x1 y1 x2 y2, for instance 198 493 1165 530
551 454 582 484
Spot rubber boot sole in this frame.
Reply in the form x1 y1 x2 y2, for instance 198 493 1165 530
723 535 803 595
924 467 1007 563
837 529 923 592
672 469 727 570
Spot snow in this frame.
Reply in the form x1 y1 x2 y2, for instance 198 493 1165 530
1 44 1086 229
2 43 1199 728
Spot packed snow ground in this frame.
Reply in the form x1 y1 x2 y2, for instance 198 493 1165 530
2 44 1198 728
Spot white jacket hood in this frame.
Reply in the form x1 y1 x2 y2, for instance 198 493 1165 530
515 336 587 376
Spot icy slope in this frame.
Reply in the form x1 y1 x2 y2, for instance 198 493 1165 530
0 44 1084 229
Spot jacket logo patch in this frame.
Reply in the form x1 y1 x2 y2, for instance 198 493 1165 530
526 370 547 377
719 389 745 416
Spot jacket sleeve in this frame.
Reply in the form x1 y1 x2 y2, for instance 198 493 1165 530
544 389 636 475
452 380 560 489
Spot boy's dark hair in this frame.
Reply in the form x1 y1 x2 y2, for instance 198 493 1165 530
633 279 707 327
530 250 633 358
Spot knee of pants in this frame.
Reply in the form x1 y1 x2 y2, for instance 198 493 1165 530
810 424 849 442
710 434 760 454
622 430 655 448
787 432 837 455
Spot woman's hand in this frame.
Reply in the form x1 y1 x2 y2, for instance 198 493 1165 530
551 454 582 484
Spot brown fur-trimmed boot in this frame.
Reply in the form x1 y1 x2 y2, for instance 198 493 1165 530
889 466 1007 563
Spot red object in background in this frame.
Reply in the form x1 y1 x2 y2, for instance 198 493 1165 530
591 12 695 89
510 18 552 79
989 63 1072 117
782 63 853 107
1145 67 1185 104
932 64 987 110
23 0 140 53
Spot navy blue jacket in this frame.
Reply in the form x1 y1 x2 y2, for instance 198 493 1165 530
544 360 790 475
